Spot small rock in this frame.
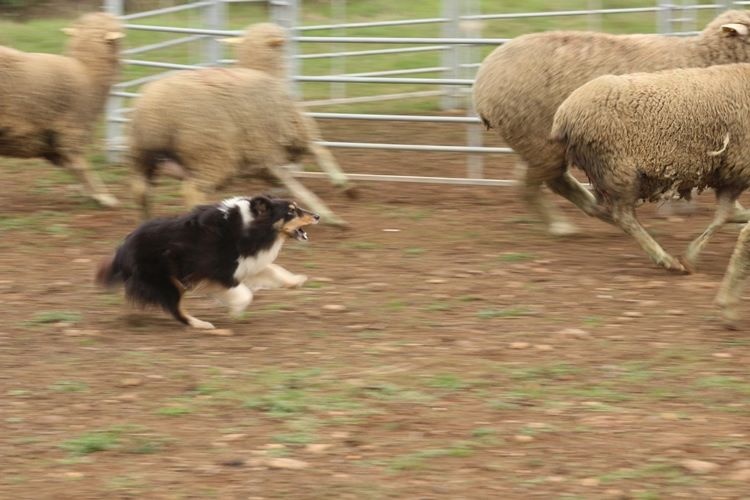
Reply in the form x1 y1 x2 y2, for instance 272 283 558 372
733 460 750 469
666 309 686 316
558 327 590 339
117 393 139 402
219 458 246 467
546 475 565 482
305 443 332 454
622 311 643 318
426 279 447 284
64 471 84 479
206 329 234 336
580 478 600 487
680 459 720 475
266 458 309 470
513 435 534 443
728 468 750 481
261 443 285 450
219 433 246 442
314 277 334 283
72 258 91 264
509 342 530 350
38 415 65 424
118 378 142 388
604 489 627 499
322 304 347 312
713 352 733 358
660 412 680 421
535 344 553 351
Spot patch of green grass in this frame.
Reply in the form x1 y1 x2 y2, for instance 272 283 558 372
24 310 81 326
156 406 192 417
477 307 531 319
404 247 426 257
48 380 89 393
499 252 535 262
388 441 475 471
61 430 120 456
426 374 468 391
583 315 604 328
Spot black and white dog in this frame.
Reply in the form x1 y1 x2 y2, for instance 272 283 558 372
96 195 319 329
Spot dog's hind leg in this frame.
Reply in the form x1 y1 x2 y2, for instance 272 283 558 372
166 278 214 329
245 264 307 292
268 164 347 227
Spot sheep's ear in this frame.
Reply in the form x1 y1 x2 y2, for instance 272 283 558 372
105 31 125 41
722 23 749 37
61 27 78 36
268 36 285 48
250 195 272 217
218 37 243 45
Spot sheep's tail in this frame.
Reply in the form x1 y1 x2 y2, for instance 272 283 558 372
549 113 569 143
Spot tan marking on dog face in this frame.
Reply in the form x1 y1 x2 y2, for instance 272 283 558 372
281 205 319 238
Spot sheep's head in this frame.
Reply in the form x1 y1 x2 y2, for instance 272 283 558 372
220 23 288 79
700 10 750 63
63 12 125 70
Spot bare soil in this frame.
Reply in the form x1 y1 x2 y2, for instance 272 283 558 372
3 120 750 499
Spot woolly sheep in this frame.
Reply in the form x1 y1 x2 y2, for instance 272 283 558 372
129 22 352 226
715 222 750 328
472 9 750 236
550 63 750 274
0 12 124 207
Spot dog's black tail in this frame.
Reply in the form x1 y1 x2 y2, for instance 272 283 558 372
95 249 127 289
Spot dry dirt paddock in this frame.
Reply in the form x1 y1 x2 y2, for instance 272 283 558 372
3 119 750 499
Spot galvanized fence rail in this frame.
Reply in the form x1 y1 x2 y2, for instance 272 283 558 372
104 0 735 186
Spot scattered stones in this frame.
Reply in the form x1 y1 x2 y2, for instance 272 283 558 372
666 309 686 316
727 469 750 481
266 457 309 470
580 478 600 487
513 435 534 443
118 378 142 388
622 311 643 318
219 433 246 442
426 278 447 284
509 342 530 350
680 459 720 475
305 443 332 454
64 471 84 479
534 344 553 351
322 304 347 312
557 327 590 339
712 352 733 359
205 329 234 336
72 258 91 264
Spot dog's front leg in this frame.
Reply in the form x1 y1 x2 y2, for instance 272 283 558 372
245 263 307 292
221 283 254 317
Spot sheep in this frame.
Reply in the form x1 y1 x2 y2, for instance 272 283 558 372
129 22 353 226
550 63 750 274
715 222 750 328
472 9 750 236
0 12 124 207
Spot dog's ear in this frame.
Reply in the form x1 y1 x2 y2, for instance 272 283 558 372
250 195 272 218
193 205 227 233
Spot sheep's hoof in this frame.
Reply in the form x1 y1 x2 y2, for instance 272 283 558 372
92 193 120 208
663 256 690 275
718 306 740 331
548 221 578 237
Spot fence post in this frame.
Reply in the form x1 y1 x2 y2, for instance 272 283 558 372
440 0 460 110
330 0 347 99
104 0 124 163
270 0 301 98
203 0 226 66
462 0 483 178
657 1 673 34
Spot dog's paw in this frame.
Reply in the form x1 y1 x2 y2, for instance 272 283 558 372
188 317 215 329
286 274 308 288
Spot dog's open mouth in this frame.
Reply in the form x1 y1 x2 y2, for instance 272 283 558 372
293 228 308 241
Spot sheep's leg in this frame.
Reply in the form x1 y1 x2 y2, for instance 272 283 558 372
728 200 750 223
611 202 687 273
245 263 307 292
62 155 119 207
518 162 577 236
131 175 152 220
546 171 613 225
715 221 750 329
681 191 736 271
309 142 357 198
268 164 347 227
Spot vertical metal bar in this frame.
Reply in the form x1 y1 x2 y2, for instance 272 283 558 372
104 0 124 162
330 0 346 99
203 0 226 66
587 0 602 31
270 0 301 97
462 0 482 178
657 1 673 34
440 0 460 110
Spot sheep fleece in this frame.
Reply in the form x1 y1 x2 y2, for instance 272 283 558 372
550 63 750 203
130 67 311 187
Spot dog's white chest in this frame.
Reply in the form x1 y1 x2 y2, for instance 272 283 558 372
233 238 284 281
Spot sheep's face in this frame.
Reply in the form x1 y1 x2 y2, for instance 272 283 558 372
249 195 320 241
223 22 288 79
703 10 750 62
63 12 125 68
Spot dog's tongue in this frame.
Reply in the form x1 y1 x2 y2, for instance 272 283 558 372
295 228 308 241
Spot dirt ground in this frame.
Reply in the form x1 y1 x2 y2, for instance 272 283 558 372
3 119 750 499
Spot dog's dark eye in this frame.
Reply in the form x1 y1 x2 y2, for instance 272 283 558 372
287 209 296 217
